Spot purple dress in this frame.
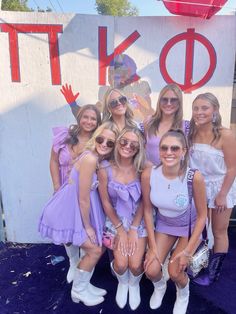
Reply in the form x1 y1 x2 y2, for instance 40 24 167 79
52 127 72 184
39 151 105 246
146 120 190 165
102 161 146 237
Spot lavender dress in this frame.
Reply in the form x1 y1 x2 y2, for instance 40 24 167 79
146 120 190 165
39 151 105 246
52 127 72 184
102 161 146 237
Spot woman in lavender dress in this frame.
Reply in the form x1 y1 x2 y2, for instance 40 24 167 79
50 104 101 284
144 84 189 165
39 122 119 306
142 129 207 314
98 127 147 311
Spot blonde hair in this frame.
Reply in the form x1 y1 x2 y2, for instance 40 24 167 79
188 92 222 146
146 84 183 136
159 129 189 177
102 88 136 128
85 121 119 160
114 127 146 173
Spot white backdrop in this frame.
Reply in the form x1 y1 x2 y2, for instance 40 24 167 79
0 12 235 242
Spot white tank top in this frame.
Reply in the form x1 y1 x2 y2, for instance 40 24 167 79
150 166 191 218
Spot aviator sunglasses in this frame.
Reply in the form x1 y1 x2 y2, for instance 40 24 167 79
160 97 179 106
95 136 115 148
119 138 140 152
160 145 181 153
109 96 128 109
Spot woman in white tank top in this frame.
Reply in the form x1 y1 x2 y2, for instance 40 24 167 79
141 129 207 314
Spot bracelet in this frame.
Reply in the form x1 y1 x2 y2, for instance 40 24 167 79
114 221 123 229
130 225 138 231
182 249 192 258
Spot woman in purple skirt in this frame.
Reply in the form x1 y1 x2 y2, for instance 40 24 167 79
141 129 207 314
39 122 119 306
98 127 147 311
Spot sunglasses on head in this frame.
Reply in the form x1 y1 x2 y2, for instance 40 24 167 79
160 97 179 106
109 96 127 109
119 138 140 152
160 145 181 153
95 136 115 148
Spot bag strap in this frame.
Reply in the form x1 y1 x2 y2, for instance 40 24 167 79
187 169 207 241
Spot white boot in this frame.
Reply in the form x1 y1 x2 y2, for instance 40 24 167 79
71 268 104 306
150 276 167 309
64 245 79 284
111 262 129 309
162 253 170 281
128 270 143 310
89 267 107 296
173 278 190 314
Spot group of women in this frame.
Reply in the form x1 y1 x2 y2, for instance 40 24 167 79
39 82 236 313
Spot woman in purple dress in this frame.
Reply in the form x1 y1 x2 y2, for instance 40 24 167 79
141 129 207 314
39 122 119 306
144 84 190 165
50 104 101 284
98 127 147 311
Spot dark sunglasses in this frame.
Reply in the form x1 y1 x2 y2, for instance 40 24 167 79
119 138 140 152
160 145 181 153
160 97 179 106
95 136 115 148
109 96 127 108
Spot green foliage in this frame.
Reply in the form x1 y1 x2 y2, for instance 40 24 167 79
95 0 139 16
2 0 31 12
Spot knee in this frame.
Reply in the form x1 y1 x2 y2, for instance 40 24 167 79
89 246 103 259
168 265 180 282
114 258 128 274
129 259 143 274
145 262 161 281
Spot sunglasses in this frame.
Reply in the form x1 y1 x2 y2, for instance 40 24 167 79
160 145 181 153
119 138 140 152
160 97 179 106
109 96 127 108
95 136 115 148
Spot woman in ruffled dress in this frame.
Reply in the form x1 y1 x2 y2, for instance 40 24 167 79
39 122 118 306
50 104 101 284
98 127 147 311
189 92 236 285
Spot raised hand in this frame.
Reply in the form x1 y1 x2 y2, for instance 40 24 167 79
60 83 80 104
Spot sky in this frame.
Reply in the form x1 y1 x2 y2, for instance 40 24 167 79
27 0 236 16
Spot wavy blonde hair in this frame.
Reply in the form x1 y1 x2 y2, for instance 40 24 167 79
114 127 146 173
146 84 183 136
102 88 136 128
188 92 222 147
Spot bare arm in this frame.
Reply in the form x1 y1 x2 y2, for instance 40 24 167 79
78 153 97 243
49 148 61 192
215 129 236 209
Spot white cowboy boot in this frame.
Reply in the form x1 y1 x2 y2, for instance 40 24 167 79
150 276 167 309
89 267 107 296
71 268 104 306
129 270 143 310
162 253 170 281
173 278 190 314
111 262 129 309
64 245 79 284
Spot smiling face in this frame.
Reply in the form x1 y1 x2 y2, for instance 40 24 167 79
160 89 180 117
192 98 215 126
95 129 116 157
117 131 140 159
79 109 98 132
108 90 127 117
159 135 186 169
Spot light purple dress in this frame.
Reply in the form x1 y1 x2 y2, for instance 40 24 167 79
146 120 190 165
102 161 146 237
52 126 72 184
39 151 105 246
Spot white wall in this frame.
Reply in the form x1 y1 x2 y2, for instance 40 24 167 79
0 12 235 242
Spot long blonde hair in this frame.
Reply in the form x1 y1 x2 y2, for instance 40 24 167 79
102 88 136 128
146 84 183 136
188 92 222 147
114 127 146 173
